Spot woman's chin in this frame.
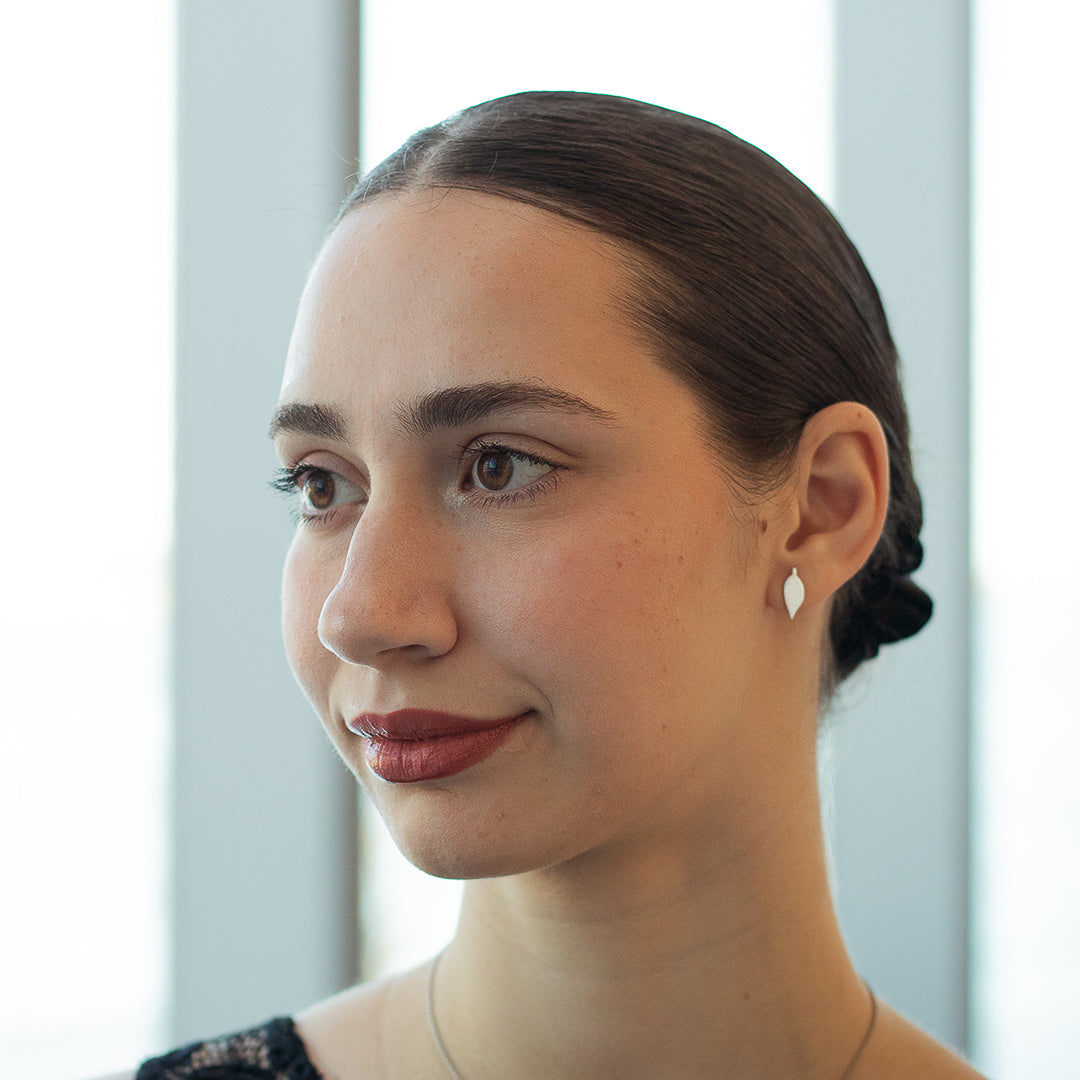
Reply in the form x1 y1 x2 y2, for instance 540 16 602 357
377 799 591 881
387 821 559 881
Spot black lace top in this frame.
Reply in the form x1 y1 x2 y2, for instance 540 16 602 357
136 1017 324 1080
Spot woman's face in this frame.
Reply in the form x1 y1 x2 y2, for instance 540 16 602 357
275 191 786 879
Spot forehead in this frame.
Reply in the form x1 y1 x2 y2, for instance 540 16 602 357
278 189 694 433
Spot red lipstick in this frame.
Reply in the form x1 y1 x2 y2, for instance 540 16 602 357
346 709 526 783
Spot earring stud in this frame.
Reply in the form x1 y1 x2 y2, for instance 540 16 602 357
783 568 805 620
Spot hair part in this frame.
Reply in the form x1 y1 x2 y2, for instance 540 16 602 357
340 91 932 687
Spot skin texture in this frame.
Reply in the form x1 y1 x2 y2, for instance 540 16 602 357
265 190 982 1080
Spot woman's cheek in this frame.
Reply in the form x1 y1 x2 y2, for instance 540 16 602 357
473 522 648 654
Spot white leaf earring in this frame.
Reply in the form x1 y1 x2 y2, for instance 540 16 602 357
783 568 805 620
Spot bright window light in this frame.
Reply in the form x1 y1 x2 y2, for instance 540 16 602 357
0 4 174 1077
971 2 1080 1076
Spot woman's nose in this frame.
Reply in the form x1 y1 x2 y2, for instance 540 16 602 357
316 503 458 666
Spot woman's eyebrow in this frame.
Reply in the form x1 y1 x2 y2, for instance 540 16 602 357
399 380 619 437
268 401 349 442
268 381 619 444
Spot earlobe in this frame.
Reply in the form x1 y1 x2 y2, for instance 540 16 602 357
779 402 890 607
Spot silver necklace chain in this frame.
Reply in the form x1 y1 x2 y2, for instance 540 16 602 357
836 985 877 1080
426 952 877 1080
427 952 465 1080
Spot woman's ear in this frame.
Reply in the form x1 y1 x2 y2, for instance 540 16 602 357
775 402 890 613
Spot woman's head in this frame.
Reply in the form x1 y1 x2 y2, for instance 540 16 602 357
341 90 931 688
274 91 930 876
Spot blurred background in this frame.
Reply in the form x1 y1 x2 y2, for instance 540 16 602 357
1 2 1075 1077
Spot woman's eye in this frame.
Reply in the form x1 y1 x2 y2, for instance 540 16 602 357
469 447 554 493
271 465 364 522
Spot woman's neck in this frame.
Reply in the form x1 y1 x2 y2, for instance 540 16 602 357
431 771 869 1080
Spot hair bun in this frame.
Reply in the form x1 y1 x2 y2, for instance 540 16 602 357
831 572 933 680
872 577 933 645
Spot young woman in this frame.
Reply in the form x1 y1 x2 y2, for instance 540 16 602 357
120 92 985 1079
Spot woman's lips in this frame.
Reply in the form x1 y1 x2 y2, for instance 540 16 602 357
345 709 526 783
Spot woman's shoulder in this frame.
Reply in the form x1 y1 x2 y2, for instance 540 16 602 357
293 965 427 1080
868 1000 989 1079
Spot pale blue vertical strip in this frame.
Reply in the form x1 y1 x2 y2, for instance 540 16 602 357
830 0 972 1054
173 0 361 1042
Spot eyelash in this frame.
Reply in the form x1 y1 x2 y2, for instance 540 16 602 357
460 440 562 507
270 441 562 525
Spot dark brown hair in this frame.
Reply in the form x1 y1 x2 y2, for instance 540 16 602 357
340 91 931 685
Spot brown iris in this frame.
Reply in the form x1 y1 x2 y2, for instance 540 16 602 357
475 450 514 490
303 470 336 510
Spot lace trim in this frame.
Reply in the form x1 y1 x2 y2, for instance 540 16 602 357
135 1017 323 1080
